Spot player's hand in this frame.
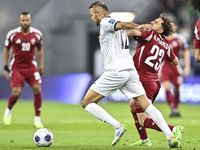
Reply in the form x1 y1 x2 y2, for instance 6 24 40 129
3 71 9 80
184 67 190 77
38 65 44 75
136 24 151 31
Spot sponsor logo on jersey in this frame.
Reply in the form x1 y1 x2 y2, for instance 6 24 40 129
108 19 116 24
16 39 21 44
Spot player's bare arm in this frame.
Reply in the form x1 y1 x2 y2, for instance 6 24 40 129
115 22 139 30
126 29 141 37
37 47 44 75
3 47 10 80
183 49 190 76
194 49 200 62
171 56 178 65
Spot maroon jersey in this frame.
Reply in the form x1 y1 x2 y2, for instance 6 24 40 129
4 27 43 70
194 18 200 49
133 29 176 82
161 33 188 74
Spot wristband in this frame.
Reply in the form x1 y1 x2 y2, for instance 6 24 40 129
4 65 10 73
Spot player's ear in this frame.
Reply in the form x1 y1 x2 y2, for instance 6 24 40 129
97 11 101 17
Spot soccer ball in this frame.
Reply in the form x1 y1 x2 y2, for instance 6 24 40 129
33 128 53 147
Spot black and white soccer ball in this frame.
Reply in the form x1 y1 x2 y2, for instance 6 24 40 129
33 128 53 147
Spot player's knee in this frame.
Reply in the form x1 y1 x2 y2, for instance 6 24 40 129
32 85 41 94
12 92 21 98
129 99 134 112
81 99 87 109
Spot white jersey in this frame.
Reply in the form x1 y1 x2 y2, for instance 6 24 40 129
99 16 135 72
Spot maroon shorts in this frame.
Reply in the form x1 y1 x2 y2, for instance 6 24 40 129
160 67 183 87
10 68 42 87
134 81 160 113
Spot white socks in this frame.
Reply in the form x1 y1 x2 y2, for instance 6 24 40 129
5 108 11 118
145 104 173 140
85 103 121 129
34 116 41 123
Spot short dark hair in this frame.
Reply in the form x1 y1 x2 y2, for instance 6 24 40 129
189 0 200 12
89 1 108 12
159 13 173 37
20 12 30 16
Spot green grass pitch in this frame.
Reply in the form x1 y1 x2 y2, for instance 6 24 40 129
0 100 200 150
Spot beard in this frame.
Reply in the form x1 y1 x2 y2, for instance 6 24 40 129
21 24 30 32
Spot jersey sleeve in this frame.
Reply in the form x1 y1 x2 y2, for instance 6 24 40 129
194 24 200 49
101 17 119 32
166 47 176 62
136 30 153 43
35 32 43 48
4 31 13 49
36 36 43 49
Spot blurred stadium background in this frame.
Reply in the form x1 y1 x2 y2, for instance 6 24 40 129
0 0 199 104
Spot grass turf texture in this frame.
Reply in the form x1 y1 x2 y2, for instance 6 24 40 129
0 100 200 150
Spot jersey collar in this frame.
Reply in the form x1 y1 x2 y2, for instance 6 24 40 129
17 26 33 33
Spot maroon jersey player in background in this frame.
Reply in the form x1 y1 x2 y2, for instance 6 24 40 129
189 0 200 62
160 22 190 117
3 12 44 128
126 13 184 147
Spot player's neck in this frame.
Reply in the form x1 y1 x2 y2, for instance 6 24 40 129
166 34 174 40
21 28 30 35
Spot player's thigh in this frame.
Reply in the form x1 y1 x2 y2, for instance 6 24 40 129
133 81 160 113
90 71 129 97
10 69 26 87
142 81 160 103
162 80 171 91
120 69 145 98
26 69 42 86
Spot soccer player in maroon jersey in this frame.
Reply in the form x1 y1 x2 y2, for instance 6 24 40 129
189 0 200 62
160 22 190 117
3 12 44 128
126 13 184 147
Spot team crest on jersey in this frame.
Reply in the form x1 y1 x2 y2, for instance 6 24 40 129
108 19 116 24
16 39 21 44
31 38 36 44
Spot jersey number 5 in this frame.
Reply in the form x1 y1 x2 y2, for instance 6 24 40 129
144 45 165 70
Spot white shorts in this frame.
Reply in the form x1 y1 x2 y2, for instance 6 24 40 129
90 69 146 98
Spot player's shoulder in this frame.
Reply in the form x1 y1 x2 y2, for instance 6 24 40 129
196 18 200 26
101 16 117 25
144 29 161 41
6 27 20 38
30 27 43 37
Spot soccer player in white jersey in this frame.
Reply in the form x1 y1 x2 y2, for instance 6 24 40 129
3 12 44 128
82 1 180 147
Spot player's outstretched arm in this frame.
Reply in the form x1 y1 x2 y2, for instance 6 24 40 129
3 47 10 80
126 29 141 37
115 22 140 30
